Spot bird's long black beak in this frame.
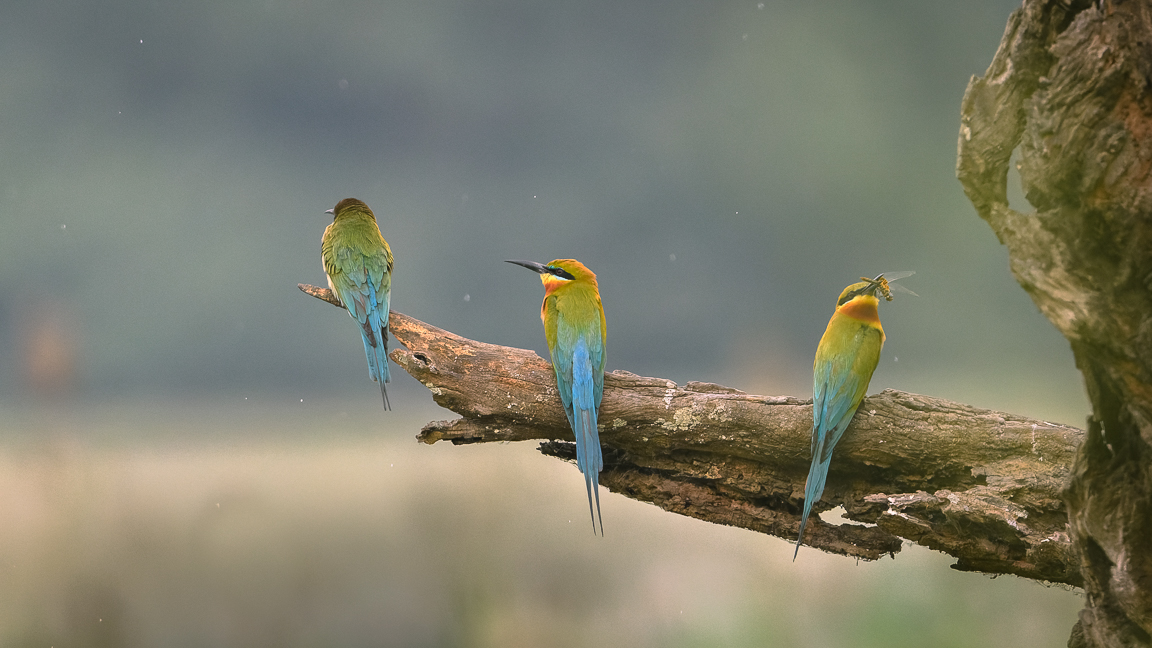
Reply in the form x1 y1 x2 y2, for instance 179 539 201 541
505 259 549 274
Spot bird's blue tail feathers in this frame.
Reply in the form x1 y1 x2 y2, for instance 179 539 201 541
794 408 858 559
572 339 603 535
359 279 390 410
794 445 832 559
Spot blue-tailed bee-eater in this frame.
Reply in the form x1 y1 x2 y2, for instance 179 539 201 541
322 198 394 410
507 259 607 535
795 272 913 558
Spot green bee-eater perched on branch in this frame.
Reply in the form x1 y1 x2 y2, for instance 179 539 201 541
507 259 607 535
795 271 914 558
322 198 394 410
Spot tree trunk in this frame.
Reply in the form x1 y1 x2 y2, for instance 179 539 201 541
957 1 1152 645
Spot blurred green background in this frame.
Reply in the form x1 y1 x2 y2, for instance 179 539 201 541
0 0 1086 646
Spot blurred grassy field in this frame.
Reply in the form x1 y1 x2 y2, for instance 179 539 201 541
0 397 1081 647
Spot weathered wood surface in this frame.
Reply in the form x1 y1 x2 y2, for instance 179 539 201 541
301 282 1083 585
958 0 1152 645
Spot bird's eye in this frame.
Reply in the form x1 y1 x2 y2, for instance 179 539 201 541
549 267 575 280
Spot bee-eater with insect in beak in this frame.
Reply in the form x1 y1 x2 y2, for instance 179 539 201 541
795 272 914 558
507 259 607 535
322 198 394 410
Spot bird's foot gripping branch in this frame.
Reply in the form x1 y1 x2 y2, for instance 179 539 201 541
300 283 1083 585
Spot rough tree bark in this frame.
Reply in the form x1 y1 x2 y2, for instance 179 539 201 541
958 0 1152 646
301 283 1082 586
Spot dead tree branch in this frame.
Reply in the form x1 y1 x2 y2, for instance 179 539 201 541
300 283 1083 586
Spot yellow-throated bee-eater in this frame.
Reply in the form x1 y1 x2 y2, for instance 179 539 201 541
507 259 607 535
795 272 913 557
322 198 394 410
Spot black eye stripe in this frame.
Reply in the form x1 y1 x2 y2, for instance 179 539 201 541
838 282 878 306
549 267 575 280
